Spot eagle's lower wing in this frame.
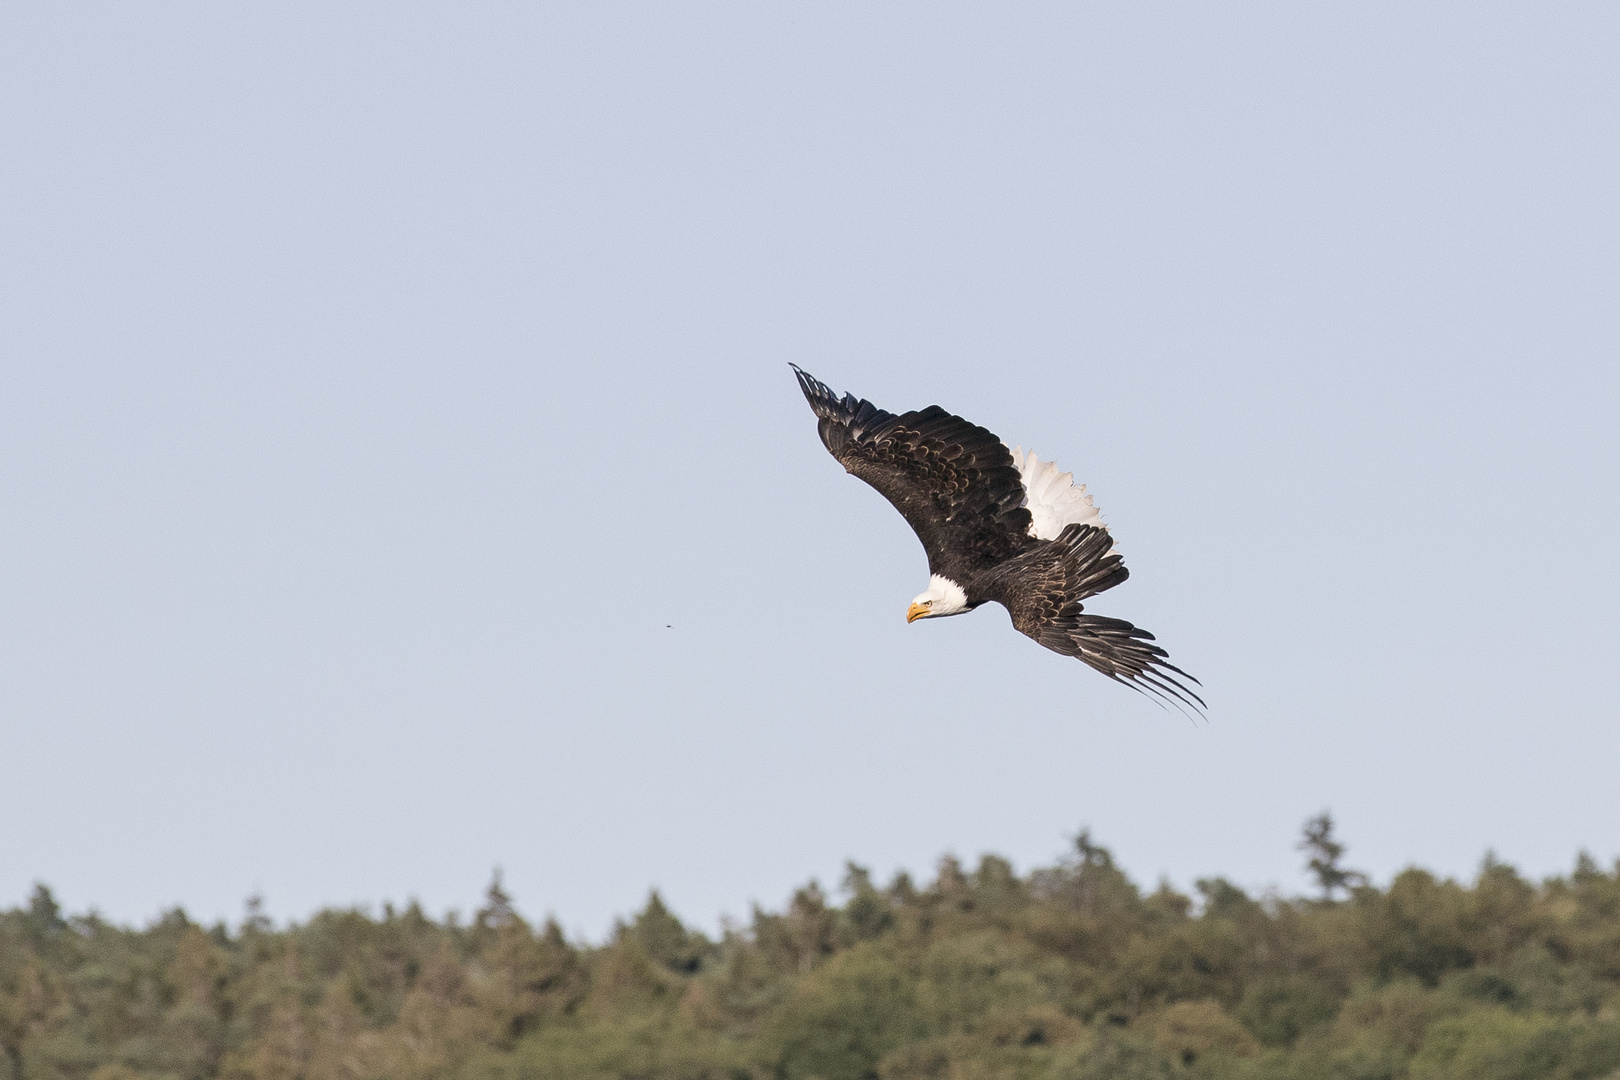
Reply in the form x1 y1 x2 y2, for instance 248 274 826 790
1041 614 1204 714
792 365 1037 583
990 524 1205 714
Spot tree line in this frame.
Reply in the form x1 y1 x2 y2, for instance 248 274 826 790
3 817 1619 1080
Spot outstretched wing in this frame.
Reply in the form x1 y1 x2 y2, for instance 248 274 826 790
792 365 1037 584
988 524 1205 715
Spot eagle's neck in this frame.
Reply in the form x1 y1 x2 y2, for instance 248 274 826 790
926 575 970 616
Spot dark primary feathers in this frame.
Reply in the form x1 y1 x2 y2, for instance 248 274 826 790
792 364 1203 715
980 524 1203 712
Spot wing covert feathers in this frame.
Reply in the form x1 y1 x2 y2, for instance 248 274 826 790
791 364 1037 585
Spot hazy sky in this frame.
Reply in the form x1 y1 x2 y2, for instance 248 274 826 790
3 4 1617 939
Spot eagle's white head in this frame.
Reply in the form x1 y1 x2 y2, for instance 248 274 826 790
906 575 970 623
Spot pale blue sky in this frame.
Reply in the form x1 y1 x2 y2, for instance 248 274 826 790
2 4 1617 937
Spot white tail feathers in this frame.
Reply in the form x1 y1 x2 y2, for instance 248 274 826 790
1007 445 1104 541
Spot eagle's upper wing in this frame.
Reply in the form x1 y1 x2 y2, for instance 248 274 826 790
986 524 1205 714
792 365 1037 584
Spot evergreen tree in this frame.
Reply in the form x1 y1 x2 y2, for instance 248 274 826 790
1299 810 1367 900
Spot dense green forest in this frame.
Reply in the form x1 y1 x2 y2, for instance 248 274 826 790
4 820 1619 1080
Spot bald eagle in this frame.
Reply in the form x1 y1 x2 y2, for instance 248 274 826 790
792 365 1203 714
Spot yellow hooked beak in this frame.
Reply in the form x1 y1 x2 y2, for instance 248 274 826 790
906 602 931 623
